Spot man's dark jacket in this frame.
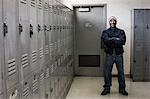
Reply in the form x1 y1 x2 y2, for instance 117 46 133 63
101 27 126 55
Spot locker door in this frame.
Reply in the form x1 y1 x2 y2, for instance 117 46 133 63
29 0 39 71
145 9 150 80
44 0 49 64
39 69 45 99
50 64 55 99
21 76 31 99
0 0 4 97
37 0 45 69
3 0 19 90
7 85 20 99
19 0 31 81
48 0 53 62
133 9 146 80
51 3 55 62
31 70 40 99
45 65 51 99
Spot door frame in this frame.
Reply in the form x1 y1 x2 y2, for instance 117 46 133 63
73 4 107 76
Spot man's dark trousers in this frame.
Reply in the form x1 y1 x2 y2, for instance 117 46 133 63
103 54 126 91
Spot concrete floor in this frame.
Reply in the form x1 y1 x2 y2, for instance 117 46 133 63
66 77 150 99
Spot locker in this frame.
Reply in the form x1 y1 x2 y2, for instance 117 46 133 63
6 85 20 99
48 0 53 62
0 0 4 96
20 75 32 99
146 10 150 79
29 0 39 71
43 0 49 64
0 94 3 99
31 70 40 99
131 9 150 81
39 68 45 99
18 0 31 81
44 64 51 99
50 64 56 99
3 0 19 90
37 0 45 69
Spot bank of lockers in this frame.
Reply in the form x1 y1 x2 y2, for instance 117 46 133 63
131 9 150 81
0 0 74 99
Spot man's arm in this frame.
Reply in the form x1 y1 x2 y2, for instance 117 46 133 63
114 30 126 47
101 31 114 47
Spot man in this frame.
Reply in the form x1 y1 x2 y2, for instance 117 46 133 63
101 16 128 96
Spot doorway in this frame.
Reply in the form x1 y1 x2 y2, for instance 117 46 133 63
74 5 106 76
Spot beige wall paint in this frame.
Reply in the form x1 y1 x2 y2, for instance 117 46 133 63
61 0 150 74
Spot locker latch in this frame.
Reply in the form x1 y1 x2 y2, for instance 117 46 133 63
19 24 23 34
57 26 59 30
53 26 56 30
30 24 33 37
49 25 52 30
50 88 53 92
44 25 47 31
38 24 41 32
3 23 8 36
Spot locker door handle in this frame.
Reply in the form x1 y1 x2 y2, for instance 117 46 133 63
30 24 33 38
19 24 23 34
133 60 136 63
38 24 41 32
146 25 149 29
3 23 8 36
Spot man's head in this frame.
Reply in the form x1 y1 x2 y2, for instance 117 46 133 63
109 16 117 28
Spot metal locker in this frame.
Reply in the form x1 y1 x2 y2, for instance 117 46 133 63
132 9 147 80
29 0 39 72
0 94 3 99
6 85 20 99
54 61 59 99
0 0 5 97
44 64 51 99
37 0 45 69
43 0 49 64
18 0 31 82
3 0 19 90
145 9 150 80
53 2 58 59
20 75 32 99
31 70 40 99
39 68 45 99
50 64 56 99
48 0 53 63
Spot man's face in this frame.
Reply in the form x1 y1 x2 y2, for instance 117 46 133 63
109 19 117 28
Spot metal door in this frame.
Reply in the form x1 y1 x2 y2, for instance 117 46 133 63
6 85 20 99
37 0 45 69
74 6 106 76
19 0 31 82
0 0 4 97
39 68 45 99
133 9 146 80
3 0 19 90
20 75 31 99
48 0 53 63
44 0 49 64
50 64 56 99
145 9 150 80
29 0 39 71
31 70 40 99
44 64 51 99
